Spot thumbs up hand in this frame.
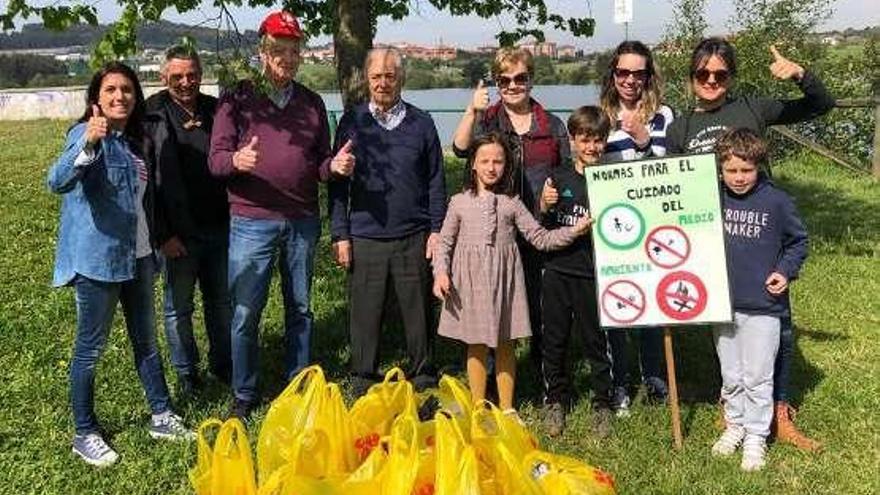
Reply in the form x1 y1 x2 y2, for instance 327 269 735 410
233 135 260 173
470 79 490 113
769 45 805 82
85 104 109 147
540 177 558 213
620 100 650 148
330 139 355 177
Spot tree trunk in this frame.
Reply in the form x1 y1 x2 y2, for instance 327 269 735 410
334 0 372 109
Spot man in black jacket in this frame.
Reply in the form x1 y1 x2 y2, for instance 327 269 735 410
146 46 230 397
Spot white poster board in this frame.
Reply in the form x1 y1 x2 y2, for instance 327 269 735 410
585 153 733 328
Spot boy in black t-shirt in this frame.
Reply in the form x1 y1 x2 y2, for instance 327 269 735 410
539 106 613 437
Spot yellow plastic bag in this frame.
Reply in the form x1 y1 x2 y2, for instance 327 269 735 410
380 413 421 495
522 451 616 495
315 382 359 474
436 374 474 420
349 368 416 463
189 418 257 495
258 469 342 495
471 401 538 459
257 365 326 484
434 412 480 495
470 402 541 495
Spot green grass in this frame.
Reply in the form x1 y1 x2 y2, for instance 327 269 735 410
0 120 878 494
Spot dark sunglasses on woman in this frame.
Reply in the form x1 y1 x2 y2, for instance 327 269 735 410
496 73 530 88
613 68 649 81
694 69 730 84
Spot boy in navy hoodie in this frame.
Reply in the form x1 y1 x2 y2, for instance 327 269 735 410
712 128 808 471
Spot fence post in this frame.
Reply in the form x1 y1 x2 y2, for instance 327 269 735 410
874 93 880 179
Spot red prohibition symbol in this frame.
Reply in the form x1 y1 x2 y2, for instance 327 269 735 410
644 225 691 269
656 271 708 321
601 280 647 324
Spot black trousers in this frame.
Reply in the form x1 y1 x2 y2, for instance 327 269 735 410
519 240 544 364
349 232 432 378
541 269 612 409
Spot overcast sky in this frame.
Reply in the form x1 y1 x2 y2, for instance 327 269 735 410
3 0 878 50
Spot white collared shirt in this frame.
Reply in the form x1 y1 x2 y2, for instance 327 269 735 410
368 99 407 130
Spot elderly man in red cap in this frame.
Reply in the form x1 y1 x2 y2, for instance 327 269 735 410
209 10 353 418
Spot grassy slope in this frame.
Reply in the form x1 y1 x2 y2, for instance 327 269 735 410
0 120 877 494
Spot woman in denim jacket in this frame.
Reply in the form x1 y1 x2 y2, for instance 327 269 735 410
47 62 191 467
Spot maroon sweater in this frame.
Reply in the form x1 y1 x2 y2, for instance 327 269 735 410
209 80 332 220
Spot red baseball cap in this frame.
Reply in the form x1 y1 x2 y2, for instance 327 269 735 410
259 11 303 39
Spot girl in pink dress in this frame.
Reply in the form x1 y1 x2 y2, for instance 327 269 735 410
432 132 592 416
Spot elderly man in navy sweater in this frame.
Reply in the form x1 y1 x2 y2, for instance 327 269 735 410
329 47 447 394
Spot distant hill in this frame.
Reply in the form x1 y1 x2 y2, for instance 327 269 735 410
0 20 260 51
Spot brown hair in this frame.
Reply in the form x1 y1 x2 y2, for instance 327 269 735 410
599 40 664 124
567 106 611 141
715 128 767 168
463 132 516 197
79 61 145 149
491 46 534 79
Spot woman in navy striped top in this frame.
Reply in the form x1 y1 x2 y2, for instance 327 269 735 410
597 41 672 414
599 40 674 162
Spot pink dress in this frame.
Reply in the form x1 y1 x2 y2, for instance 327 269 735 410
433 192 578 347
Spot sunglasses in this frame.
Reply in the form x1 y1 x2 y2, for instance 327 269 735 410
613 68 649 81
496 73 530 88
694 69 730 84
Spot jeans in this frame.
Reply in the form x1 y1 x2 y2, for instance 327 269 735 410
714 312 780 438
228 215 319 403
773 314 794 402
161 229 232 380
70 256 171 435
607 327 663 387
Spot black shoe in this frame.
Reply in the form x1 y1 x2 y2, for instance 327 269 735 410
644 376 669 404
227 398 254 420
418 396 441 422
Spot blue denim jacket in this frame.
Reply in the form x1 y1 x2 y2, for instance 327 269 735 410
48 122 153 286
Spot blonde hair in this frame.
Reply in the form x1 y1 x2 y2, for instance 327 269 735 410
599 40 664 124
491 47 534 79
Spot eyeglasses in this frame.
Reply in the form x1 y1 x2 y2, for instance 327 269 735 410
613 68 649 81
496 73 530 88
266 46 300 60
694 69 730 84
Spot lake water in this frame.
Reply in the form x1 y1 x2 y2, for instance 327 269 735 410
318 84 601 145
0 83 599 132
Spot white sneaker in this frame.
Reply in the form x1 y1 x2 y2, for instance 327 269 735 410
72 433 119 467
711 424 745 456
741 434 767 471
149 411 195 441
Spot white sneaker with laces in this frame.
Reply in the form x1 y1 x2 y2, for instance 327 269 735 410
711 424 745 456
72 433 119 467
149 411 195 441
741 434 767 471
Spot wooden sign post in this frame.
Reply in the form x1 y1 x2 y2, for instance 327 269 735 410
664 327 683 450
